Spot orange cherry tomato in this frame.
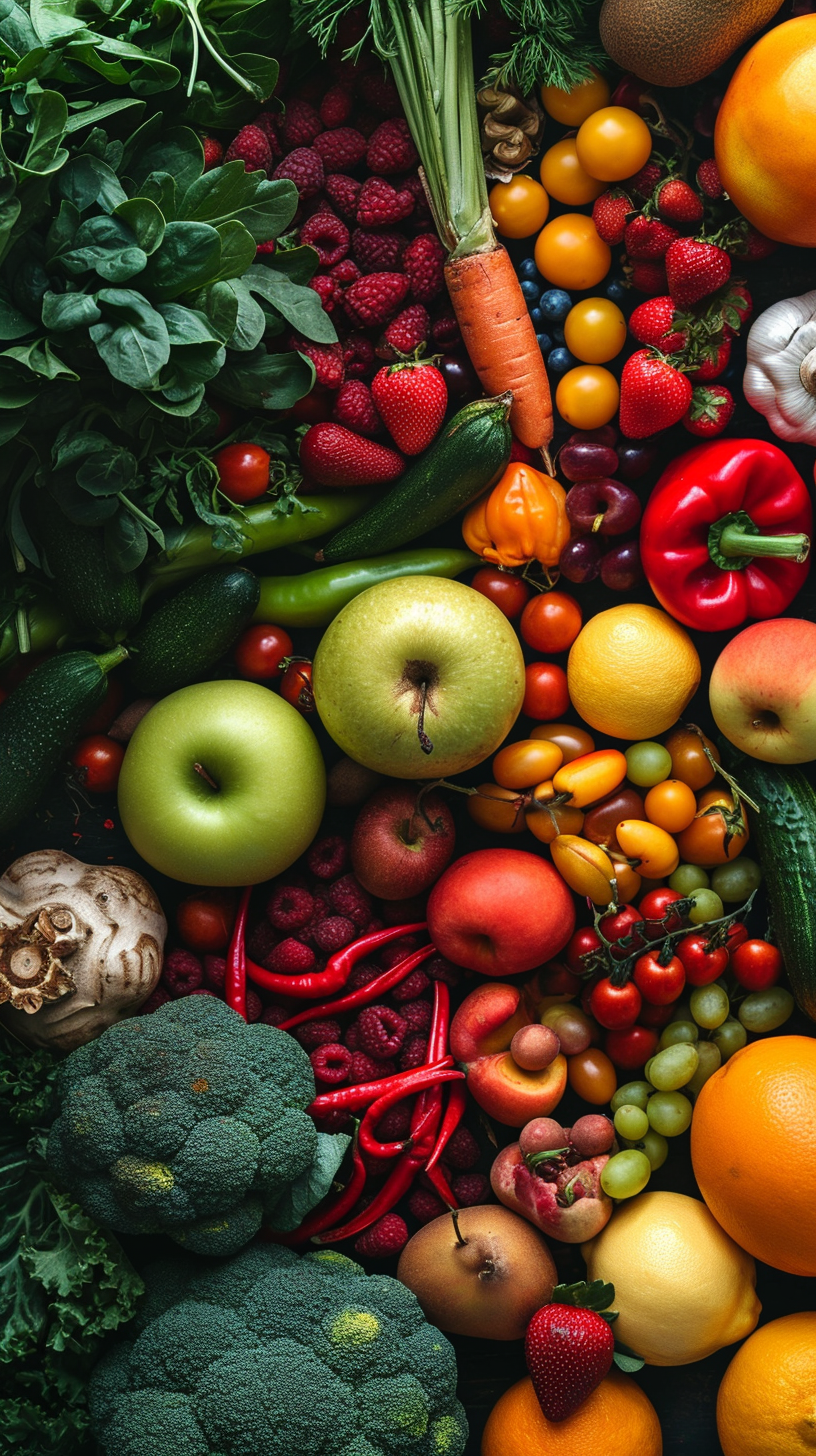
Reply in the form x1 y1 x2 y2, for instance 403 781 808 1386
530 722 596 762
523 661 571 719
551 835 616 903
644 779 697 834
615 819 680 879
539 138 605 205
553 748 628 808
564 298 627 364
541 69 611 125
556 365 620 430
534 213 611 291
568 1046 618 1104
575 106 652 182
663 725 721 790
526 790 585 844
613 861 643 904
493 738 564 789
467 783 527 834
676 788 750 867
520 591 582 654
489 176 550 238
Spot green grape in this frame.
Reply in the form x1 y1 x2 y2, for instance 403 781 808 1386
688 888 725 925
710 858 762 904
658 1020 699 1049
600 1149 652 1199
647 1091 693 1137
738 987 795 1033
625 741 673 788
644 1056 656 1084
685 1040 722 1097
669 863 710 894
648 1043 699 1091
611 1080 653 1113
614 1104 649 1140
669 1001 693 1024
711 1017 748 1061
639 1128 669 1170
690 983 730 1029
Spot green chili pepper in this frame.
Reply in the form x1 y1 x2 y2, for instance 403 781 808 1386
0 594 74 669
254 548 480 628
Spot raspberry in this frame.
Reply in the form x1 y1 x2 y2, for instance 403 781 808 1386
392 967 432 1002
352 109 381 138
268 884 315 932
324 173 362 221
162 949 203 997
424 954 461 986
295 1018 343 1051
430 311 461 348
356 177 414 228
202 136 223 172
188 988 217 999
378 937 421 970
289 336 345 389
445 1126 481 1170
330 258 362 287
272 147 324 200
202 955 226 993
246 920 280 964
400 1033 428 1069
375 1100 415 1140
308 834 349 880
225 125 272 174
380 895 427 926
364 918 384 936
313 1109 352 1135
256 240 277 256
311 1042 353 1085
342 331 376 379
313 915 357 952
626 159 665 200
452 1172 490 1206
356 1004 408 1060
308 274 341 313
314 126 368 173
630 259 668 295
346 961 381 991
398 172 433 224
333 380 383 436
399 999 433 1032
261 1003 290 1028
345 1022 360 1050
378 304 430 358
140 985 171 1014
350 1049 395 1082
697 158 725 200
329 873 372 926
320 84 354 129
246 990 263 1023
408 1187 447 1224
359 71 403 115
266 938 316 975
402 233 445 302
354 1213 409 1258
352 226 409 274
253 112 283 160
367 118 418 175
300 211 350 266
283 98 323 149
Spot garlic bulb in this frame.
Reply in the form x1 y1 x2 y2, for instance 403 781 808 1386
744 290 816 444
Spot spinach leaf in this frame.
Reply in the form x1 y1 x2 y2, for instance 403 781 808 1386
90 287 170 386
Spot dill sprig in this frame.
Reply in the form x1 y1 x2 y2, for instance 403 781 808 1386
450 0 605 95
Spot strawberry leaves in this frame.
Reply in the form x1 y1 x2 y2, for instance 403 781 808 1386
551 1280 646 1372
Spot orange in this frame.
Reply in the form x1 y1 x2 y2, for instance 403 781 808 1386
691 1036 816 1276
567 605 701 740
715 16 816 245
481 1371 662 1456
717 1312 816 1456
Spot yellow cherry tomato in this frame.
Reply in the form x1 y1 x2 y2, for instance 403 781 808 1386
534 213 611 291
552 835 616 903
526 784 585 844
568 1046 618 1105
644 779 698 834
467 783 527 835
539 139 605 206
556 365 620 430
564 297 627 363
530 722 596 762
613 861 643 904
553 748 628 809
576 106 653 182
489 176 550 239
493 738 564 789
541 69 611 126
616 819 680 879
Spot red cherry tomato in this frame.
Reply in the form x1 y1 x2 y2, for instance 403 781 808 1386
675 934 730 987
588 976 642 1030
71 735 125 793
280 659 315 715
725 921 749 954
80 675 124 734
639 887 686 936
605 1024 659 1070
638 999 678 1027
234 623 294 681
730 938 783 992
599 904 644 944
522 661 571 719
632 950 686 1005
177 891 237 954
471 567 531 619
214 442 271 503
566 926 602 974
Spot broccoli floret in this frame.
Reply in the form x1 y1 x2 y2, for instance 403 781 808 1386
89 1246 468 1456
46 998 348 1257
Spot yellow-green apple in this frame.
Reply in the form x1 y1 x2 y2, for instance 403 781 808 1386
491 1113 614 1242
118 680 325 885
312 576 525 777
709 618 816 763
350 782 455 899
450 982 568 1127
427 847 576 976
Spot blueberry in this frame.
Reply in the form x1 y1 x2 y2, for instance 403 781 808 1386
548 347 578 374
529 307 545 330
520 279 540 303
536 332 554 355
606 280 627 304
518 258 540 281
539 288 573 322
552 326 566 345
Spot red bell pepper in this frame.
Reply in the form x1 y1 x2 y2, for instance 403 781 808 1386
640 440 812 631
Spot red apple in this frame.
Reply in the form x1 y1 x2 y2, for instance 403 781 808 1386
350 783 455 899
709 618 816 763
427 848 576 976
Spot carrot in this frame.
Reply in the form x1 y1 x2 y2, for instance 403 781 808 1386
445 246 553 451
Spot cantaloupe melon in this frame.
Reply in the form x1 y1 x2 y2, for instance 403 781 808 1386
599 0 785 88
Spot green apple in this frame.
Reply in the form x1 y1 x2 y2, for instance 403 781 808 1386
313 576 525 778
118 680 325 885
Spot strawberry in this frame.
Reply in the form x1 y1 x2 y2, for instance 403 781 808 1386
344 272 411 327
683 384 736 437
629 259 668 295
619 349 692 438
526 1302 615 1422
688 333 731 381
655 178 704 227
371 359 448 454
624 215 679 260
299 422 405 487
665 238 731 307
629 296 687 353
719 281 752 335
696 159 725 200
732 223 778 262
225 124 272 174
592 190 633 245
201 136 223 172
626 159 665 201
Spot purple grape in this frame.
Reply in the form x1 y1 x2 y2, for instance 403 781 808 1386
559 441 620 483
566 480 642 536
601 538 644 591
438 354 478 399
559 535 604 584
617 439 659 481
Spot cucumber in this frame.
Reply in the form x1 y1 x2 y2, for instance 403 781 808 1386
0 647 126 840
738 758 816 1021
35 501 141 643
129 566 260 695
320 393 513 564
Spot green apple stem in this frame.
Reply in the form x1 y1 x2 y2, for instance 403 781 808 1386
194 762 219 792
450 1209 467 1247
417 680 434 756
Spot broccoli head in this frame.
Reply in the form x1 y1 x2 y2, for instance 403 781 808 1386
89 1243 468 1456
46 997 348 1256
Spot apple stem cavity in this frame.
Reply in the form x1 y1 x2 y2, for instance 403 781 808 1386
417 680 434 756
450 1208 468 1248
193 762 220 792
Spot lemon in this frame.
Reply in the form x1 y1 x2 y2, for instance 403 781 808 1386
567 604 701 740
581 1190 760 1366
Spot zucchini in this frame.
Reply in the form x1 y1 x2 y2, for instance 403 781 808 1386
738 758 816 1021
255 548 479 628
320 393 513 564
129 566 260 696
0 647 126 840
35 501 141 643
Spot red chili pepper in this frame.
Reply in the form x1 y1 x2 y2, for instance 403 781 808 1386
246 921 429 999
313 1099 441 1245
264 1122 366 1245
225 885 251 1019
424 1160 458 1208
359 1066 465 1159
279 944 437 1031
308 1057 454 1116
408 981 450 1152
425 1080 468 1175
640 439 812 631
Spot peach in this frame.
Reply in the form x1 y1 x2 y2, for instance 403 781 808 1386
450 982 531 1063
491 1141 613 1242
451 982 568 1127
709 618 816 764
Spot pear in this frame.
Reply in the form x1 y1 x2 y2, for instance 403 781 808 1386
599 0 785 87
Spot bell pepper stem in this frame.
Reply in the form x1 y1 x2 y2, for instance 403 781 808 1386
716 524 810 564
